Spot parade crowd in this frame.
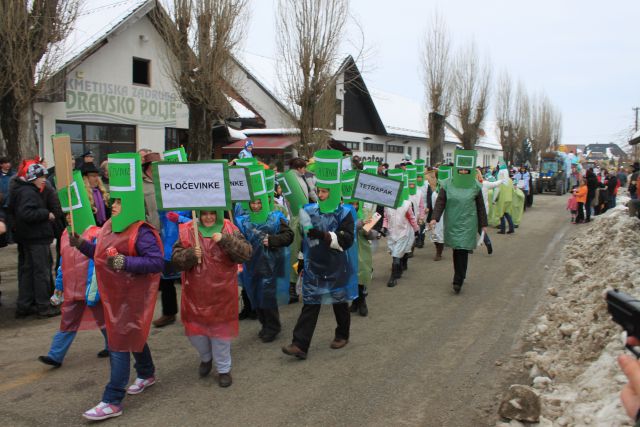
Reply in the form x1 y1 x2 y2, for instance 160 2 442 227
0 140 638 422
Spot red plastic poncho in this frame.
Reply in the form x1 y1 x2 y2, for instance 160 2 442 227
60 227 106 332
179 219 239 339
94 220 161 352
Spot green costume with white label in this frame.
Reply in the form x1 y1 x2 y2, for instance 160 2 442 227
313 150 343 213
58 170 97 234
108 153 145 232
163 147 187 163
247 165 271 224
441 150 481 250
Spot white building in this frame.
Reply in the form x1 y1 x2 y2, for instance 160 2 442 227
35 0 189 166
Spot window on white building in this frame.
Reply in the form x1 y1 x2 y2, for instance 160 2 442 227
133 57 150 85
364 143 384 152
388 145 404 153
407 146 412 156
56 121 136 167
416 147 421 160
445 152 452 163
425 150 431 166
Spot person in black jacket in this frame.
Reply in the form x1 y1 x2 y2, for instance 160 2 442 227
9 164 59 318
585 168 599 223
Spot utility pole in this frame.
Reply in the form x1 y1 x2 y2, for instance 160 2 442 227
633 107 640 131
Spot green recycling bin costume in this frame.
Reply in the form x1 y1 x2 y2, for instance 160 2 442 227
431 150 488 293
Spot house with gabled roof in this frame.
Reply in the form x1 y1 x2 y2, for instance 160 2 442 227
34 0 277 166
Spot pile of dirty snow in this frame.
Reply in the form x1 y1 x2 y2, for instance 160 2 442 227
499 200 640 426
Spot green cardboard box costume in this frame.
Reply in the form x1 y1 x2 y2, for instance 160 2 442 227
108 153 146 233
58 170 97 234
441 150 482 250
246 165 271 224
163 147 187 163
362 161 378 175
276 170 308 285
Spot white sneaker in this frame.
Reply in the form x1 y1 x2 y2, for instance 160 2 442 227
126 376 156 395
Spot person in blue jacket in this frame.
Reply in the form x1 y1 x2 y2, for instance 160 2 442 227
282 150 356 360
235 165 294 342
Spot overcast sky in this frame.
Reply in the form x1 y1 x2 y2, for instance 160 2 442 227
243 0 640 150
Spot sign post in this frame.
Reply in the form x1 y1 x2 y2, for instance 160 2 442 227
52 134 75 234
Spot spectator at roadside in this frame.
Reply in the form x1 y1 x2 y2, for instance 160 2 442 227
617 166 627 189
585 168 599 222
8 163 59 318
100 160 110 186
606 169 619 209
0 157 15 243
629 163 639 200
289 157 317 203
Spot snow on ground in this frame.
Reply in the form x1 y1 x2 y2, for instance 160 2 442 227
503 196 640 426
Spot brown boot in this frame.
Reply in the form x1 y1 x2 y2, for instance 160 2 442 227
330 339 348 349
152 314 176 328
433 243 444 261
282 344 307 359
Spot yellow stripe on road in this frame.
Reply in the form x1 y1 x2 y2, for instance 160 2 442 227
0 371 47 394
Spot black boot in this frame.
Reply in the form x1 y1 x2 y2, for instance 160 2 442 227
239 288 257 320
387 258 400 287
401 254 409 271
357 285 368 317
350 298 359 312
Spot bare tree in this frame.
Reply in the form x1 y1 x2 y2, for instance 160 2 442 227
529 93 555 167
495 70 515 163
0 0 79 163
421 12 452 165
152 0 248 160
512 81 531 164
450 42 492 149
276 0 348 158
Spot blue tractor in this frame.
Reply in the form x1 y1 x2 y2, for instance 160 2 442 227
535 152 566 195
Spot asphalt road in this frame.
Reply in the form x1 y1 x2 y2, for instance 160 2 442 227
0 194 572 426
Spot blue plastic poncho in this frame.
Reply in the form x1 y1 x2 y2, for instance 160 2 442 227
159 210 191 279
343 203 359 291
301 203 357 304
236 211 290 309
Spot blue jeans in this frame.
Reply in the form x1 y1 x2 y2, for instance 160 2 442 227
609 195 616 208
499 213 514 233
102 343 155 405
48 328 107 363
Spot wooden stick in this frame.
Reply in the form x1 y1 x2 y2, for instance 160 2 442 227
66 156 75 235
227 209 234 224
192 210 201 264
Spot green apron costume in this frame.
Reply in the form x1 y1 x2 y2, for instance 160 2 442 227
495 166 513 218
108 153 145 232
441 150 481 250
510 187 525 226
58 170 97 234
